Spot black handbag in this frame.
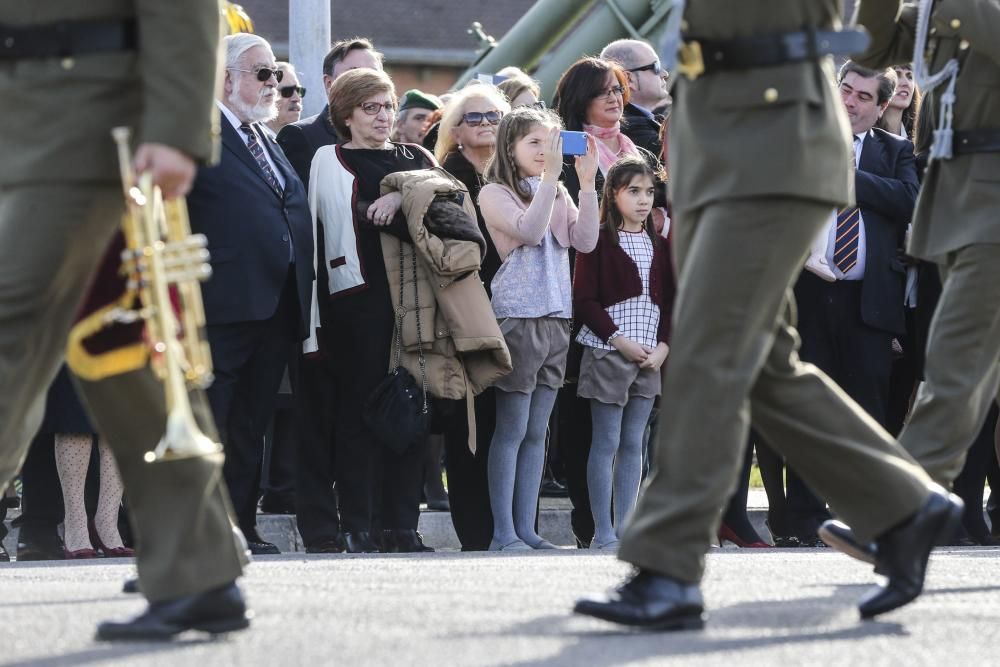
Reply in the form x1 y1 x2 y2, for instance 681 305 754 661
363 242 431 454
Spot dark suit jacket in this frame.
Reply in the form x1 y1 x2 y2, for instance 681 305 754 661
276 104 339 191
854 127 919 335
188 118 314 339
621 103 663 159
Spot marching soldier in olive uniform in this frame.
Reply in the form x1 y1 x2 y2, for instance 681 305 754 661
821 1 1000 562
0 1 248 640
575 0 962 631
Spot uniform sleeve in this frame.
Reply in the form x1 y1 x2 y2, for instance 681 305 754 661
933 0 1000 66
854 1 918 70
136 0 222 164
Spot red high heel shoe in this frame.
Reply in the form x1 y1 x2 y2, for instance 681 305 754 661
89 519 136 558
718 523 770 548
63 547 98 559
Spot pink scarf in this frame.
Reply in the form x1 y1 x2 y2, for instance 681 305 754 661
583 122 640 173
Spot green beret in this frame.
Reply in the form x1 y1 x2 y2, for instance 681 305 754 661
399 89 443 112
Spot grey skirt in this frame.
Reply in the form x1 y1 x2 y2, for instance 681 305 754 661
576 346 661 407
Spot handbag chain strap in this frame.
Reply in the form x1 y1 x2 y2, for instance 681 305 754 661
395 240 429 415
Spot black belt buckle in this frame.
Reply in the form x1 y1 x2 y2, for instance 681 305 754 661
678 40 705 81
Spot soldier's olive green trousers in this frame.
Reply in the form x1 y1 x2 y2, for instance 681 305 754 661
618 197 933 584
900 243 1000 485
0 183 244 601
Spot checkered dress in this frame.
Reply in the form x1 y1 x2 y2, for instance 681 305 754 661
577 230 661 350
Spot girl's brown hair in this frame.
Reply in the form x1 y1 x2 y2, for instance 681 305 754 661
483 106 562 202
599 155 663 247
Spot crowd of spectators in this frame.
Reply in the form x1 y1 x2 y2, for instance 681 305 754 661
3 33 998 563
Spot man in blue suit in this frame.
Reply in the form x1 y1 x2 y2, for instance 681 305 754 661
786 62 919 544
188 33 314 554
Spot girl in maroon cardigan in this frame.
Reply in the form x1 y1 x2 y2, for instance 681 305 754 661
573 156 675 549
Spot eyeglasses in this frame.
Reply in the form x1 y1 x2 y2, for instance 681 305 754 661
279 85 306 99
228 66 284 83
359 101 396 115
527 100 546 110
459 110 503 126
627 61 664 76
593 84 625 101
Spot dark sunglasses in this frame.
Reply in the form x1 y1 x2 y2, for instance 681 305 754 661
459 110 503 126
359 101 396 115
627 61 664 76
229 66 284 83
279 85 306 99
527 100 546 110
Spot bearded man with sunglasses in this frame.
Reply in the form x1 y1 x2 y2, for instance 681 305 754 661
188 32 314 558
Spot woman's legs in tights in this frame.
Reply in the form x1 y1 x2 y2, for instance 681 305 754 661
55 434 93 552
55 435 125 551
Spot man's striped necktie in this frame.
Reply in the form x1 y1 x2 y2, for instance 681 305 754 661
834 137 861 274
240 123 283 197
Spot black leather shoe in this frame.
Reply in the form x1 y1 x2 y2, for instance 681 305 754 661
858 487 964 619
122 578 140 594
243 531 280 556
819 519 877 565
305 535 347 554
0 541 9 562
574 569 706 631
16 533 64 561
96 582 250 641
343 531 380 553
383 529 434 553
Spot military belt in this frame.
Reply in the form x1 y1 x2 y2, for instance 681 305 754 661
677 28 871 81
0 19 137 61
952 129 1000 156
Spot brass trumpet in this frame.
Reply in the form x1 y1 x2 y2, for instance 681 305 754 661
112 126 222 462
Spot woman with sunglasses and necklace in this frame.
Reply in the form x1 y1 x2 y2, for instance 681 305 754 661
432 84 511 550
305 68 437 554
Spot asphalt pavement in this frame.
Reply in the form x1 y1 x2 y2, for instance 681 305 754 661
0 546 998 666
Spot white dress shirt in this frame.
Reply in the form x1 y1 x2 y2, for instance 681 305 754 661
216 101 286 191
825 130 868 281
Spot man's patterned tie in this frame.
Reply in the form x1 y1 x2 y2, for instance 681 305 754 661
834 137 861 274
240 123 283 197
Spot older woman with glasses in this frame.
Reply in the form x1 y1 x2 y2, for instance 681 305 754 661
432 84 511 550
305 68 437 554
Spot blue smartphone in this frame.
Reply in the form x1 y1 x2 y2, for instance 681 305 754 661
560 130 588 156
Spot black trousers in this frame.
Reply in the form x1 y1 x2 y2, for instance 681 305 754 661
207 271 299 534
327 291 424 533
261 361 297 503
293 345 341 546
15 432 63 544
787 273 895 536
441 390 495 550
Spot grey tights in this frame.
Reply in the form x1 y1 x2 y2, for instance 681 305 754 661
588 397 655 545
488 386 558 547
